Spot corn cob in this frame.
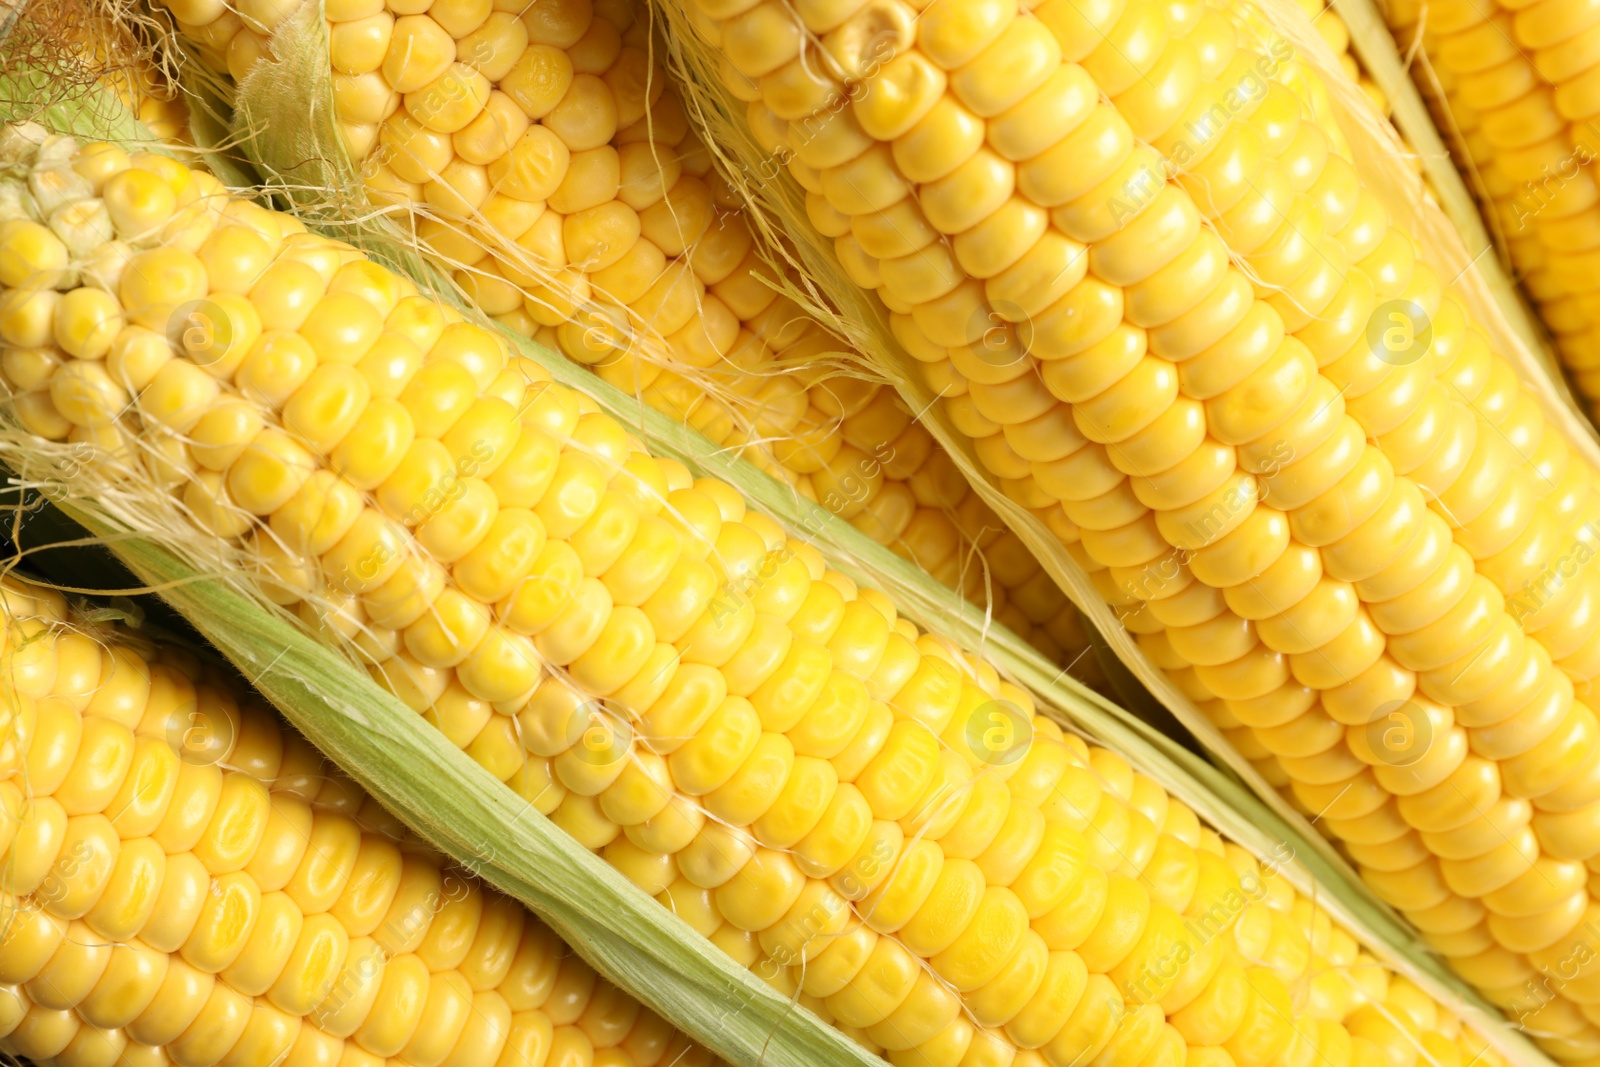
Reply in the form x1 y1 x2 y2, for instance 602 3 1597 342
0 579 717 1067
1380 0 1600 416
139 0 1100 671
0 129 1526 1067
644 0 1600 1057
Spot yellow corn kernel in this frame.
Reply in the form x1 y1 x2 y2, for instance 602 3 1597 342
332 12 396 75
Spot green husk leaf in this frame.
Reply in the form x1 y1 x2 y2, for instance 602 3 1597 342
229 2 344 194
5 23 1552 1067
174 61 261 190
0 76 143 140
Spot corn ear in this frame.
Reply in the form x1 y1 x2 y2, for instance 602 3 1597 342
140 0 1111 673
1322 0 1574 399
650 0 1600 1058
0 579 722 1067
36 450 1555 1067
0 106 1556 1067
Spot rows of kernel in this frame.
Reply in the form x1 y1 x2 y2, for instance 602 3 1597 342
148 0 1094 665
0 586 716 1067
678 0 1600 1055
758 728 1518 1067
1384 0 1600 414
0 137 1508 1066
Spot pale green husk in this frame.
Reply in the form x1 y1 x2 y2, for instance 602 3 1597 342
0 23 1554 1067
230 2 437 274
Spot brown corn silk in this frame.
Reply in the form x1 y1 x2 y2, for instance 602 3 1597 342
0 0 189 141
